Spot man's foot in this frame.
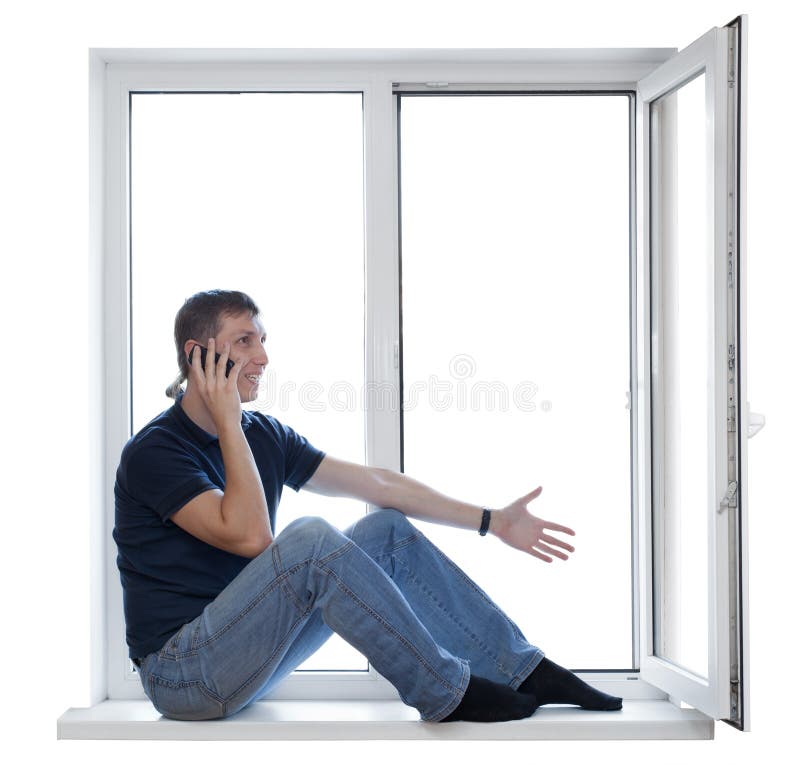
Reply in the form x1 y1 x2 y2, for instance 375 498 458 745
518 658 622 711
441 675 539 722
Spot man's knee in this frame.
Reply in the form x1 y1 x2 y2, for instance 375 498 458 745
275 515 349 559
347 508 417 547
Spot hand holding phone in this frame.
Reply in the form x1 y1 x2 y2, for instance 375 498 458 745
188 344 236 378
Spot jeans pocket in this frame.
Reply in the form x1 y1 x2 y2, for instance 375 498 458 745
150 676 226 721
159 624 190 659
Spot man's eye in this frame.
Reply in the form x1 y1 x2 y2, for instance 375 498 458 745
238 337 250 344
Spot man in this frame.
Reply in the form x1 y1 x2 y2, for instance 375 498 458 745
113 289 622 722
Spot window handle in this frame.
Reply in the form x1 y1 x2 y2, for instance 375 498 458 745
747 406 765 439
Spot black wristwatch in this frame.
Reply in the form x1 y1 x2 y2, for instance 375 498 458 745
479 507 492 536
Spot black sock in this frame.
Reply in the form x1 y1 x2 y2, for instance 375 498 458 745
441 675 539 723
518 658 622 711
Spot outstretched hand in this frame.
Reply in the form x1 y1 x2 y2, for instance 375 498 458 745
491 487 576 563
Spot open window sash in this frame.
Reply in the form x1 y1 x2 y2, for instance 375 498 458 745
635 16 749 730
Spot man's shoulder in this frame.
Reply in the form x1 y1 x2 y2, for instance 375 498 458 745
119 405 185 463
243 408 288 434
242 410 304 452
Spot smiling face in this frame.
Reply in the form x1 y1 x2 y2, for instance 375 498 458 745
210 311 269 403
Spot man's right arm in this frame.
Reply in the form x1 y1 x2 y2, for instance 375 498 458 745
169 340 272 559
170 423 272 559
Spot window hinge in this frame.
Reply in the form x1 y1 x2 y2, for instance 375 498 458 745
393 342 400 369
727 343 737 432
730 679 740 720
424 81 450 89
727 29 737 85
718 481 738 513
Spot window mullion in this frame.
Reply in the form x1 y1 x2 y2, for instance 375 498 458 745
364 76 402 476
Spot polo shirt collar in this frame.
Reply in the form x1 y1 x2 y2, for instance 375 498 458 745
171 393 253 447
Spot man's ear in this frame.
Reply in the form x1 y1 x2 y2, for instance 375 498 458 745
184 339 202 364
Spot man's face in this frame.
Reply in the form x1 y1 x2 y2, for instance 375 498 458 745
212 311 269 403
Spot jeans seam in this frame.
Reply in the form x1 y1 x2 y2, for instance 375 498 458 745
393 530 539 683
149 673 227 719
192 540 357 703
422 658 470 722
191 566 302 651
191 580 281 650
398 558 513 675
273 544 311 614
150 674 225 700
158 624 189 661
509 649 545 691
193 535 353 651
431 543 526 642
383 531 421 554
270 539 355 618
317 538 355 566
224 608 311 707
315 559 463 696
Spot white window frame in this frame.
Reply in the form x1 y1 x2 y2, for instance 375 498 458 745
85 41 748 731
636 20 749 728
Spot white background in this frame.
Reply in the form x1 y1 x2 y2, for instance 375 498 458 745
0 0 794 761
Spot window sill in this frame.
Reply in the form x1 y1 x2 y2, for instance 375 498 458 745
58 699 713 740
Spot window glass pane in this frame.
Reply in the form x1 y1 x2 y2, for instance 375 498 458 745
130 92 367 671
400 94 632 669
651 73 710 679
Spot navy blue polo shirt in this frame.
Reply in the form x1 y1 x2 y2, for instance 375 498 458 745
113 396 326 660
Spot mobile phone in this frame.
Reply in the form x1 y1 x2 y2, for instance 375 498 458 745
188 344 236 378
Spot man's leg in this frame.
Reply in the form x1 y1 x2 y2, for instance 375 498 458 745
250 608 333 700
347 509 621 715
261 507 542 697
345 509 544 689
138 515 533 722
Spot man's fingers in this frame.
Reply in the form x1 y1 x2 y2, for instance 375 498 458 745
535 541 569 560
529 548 553 563
227 354 245 383
206 338 216 380
217 341 232 379
541 533 575 553
522 486 543 503
544 521 576 536
190 343 206 381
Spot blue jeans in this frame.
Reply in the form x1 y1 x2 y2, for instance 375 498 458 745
136 509 544 721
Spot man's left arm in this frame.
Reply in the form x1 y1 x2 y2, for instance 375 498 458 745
303 455 576 563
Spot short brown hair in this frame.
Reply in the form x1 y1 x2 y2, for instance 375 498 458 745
165 289 261 399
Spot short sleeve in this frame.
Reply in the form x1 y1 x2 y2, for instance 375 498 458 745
120 437 219 522
281 424 326 491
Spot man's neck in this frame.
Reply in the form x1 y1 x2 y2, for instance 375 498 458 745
179 384 220 437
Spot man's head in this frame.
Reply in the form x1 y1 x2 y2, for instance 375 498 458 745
166 290 267 402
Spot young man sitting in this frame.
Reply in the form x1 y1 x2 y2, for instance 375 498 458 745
113 289 622 722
